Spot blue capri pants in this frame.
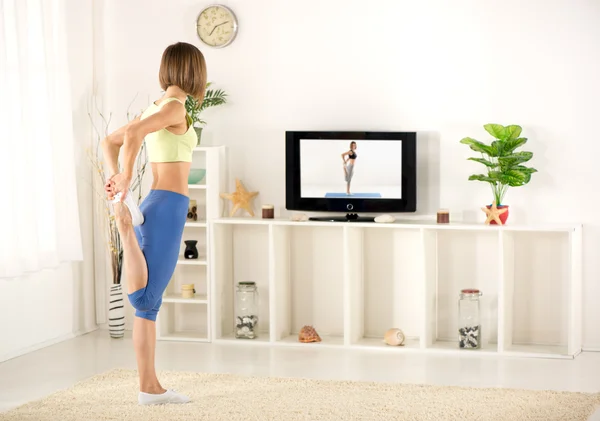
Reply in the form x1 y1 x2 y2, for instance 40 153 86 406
128 189 189 321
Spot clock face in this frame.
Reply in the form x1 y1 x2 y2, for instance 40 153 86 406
197 5 238 48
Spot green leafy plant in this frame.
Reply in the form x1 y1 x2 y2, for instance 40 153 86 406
460 124 537 205
185 82 228 127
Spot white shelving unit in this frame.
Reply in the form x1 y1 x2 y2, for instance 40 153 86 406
209 217 582 359
157 146 226 342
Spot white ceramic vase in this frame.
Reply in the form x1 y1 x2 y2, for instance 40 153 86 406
108 283 125 338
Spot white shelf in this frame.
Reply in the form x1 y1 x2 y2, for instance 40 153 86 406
158 145 227 343
212 217 579 233
157 300 209 342
209 218 582 359
214 333 271 345
277 335 345 348
354 337 422 351
502 343 574 359
193 146 219 152
214 333 345 348
177 257 207 266
158 331 209 342
428 339 498 354
163 294 208 304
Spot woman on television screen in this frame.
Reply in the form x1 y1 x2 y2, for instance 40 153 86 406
341 141 357 195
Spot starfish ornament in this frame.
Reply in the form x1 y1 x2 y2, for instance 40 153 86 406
481 200 508 225
220 178 259 217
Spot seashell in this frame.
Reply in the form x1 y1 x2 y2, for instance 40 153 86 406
375 214 395 223
298 325 322 343
290 213 308 222
384 328 405 346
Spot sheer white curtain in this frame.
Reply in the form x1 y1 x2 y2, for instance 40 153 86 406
0 0 82 278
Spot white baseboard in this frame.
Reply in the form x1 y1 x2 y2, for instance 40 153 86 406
0 327 98 363
582 347 600 352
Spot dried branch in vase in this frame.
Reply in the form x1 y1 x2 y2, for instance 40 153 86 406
87 96 149 284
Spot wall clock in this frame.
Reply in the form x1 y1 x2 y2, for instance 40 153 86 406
196 4 238 48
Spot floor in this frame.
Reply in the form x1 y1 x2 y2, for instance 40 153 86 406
1 330 600 419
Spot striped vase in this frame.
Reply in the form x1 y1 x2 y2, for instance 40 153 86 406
108 283 125 338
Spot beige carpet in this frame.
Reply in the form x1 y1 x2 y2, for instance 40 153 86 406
1 369 599 421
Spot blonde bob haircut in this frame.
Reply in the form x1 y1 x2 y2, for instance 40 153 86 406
158 42 207 101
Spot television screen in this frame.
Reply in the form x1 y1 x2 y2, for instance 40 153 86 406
300 138 403 199
286 131 416 218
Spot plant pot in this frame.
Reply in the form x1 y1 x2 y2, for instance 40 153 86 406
486 204 509 225
194 127 203 146
184 240 199 259
108 283 125 338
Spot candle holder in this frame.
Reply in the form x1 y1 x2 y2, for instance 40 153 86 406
262 204 274 219
437 209 449 224
182 284 195 299
184 240 199 259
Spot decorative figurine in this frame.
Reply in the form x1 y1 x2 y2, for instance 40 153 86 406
374 214 395 223
481 200 508 225
298 325 322 343
384 328 406 346
220 178 259 217
290 213 308 222
187 200 198 222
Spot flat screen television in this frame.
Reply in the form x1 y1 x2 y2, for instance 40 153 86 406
286 131 417 222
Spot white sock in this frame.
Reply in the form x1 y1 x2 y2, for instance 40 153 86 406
138 389 191 405
111 190 144 226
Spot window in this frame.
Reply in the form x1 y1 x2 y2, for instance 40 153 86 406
0 0 82 278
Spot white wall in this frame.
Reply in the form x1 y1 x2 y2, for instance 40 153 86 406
0 0 97 362
100 0 600 348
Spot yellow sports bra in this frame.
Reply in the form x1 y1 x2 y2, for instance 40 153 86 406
141 97 197 163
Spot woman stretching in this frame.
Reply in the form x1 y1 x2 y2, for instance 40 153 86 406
102 42 206 405
341 141 358 195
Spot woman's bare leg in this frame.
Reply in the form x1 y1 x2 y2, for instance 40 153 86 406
133 317 165 394
114 202 160 393
114 202 148 294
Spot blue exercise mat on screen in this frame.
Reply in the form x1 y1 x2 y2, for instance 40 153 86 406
325 193 382 198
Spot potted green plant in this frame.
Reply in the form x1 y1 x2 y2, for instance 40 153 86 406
185 82 228 145
460 124 537 224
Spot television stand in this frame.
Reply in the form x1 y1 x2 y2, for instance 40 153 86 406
210 217 582 359
309 213 375 223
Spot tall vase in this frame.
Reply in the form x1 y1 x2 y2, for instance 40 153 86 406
108 283 125 338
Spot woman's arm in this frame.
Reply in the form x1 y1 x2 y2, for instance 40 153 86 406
341 151 349 162
120 102 185 179
106 101 187 200
101 116 140 177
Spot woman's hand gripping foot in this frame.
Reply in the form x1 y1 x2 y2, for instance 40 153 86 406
105 176 144 227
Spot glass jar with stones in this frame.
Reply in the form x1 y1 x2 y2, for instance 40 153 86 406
458 289 483 349
235 281 259 339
